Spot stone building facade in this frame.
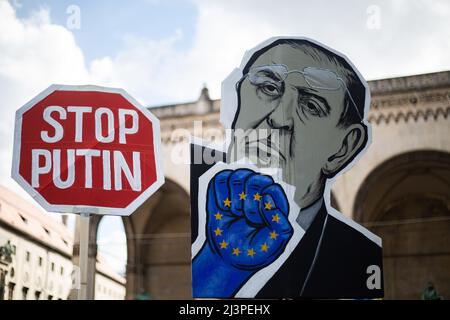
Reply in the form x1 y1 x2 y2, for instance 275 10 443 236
0 186 125 300
73 71 450 299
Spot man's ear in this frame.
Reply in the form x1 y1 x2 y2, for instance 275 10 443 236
322 124 366 177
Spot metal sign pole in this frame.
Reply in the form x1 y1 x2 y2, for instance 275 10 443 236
78 213 90 300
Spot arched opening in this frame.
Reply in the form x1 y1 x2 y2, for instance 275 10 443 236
96 216 127 299
71 179 191 299
114 179 190 299
139 180 190 299
354 150 450 299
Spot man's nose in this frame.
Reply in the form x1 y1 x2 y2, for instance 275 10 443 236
266 89 295 131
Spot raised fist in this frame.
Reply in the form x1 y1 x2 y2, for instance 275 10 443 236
193 168 293 297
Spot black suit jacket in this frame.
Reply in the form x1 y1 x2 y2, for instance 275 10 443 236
256 202 384 299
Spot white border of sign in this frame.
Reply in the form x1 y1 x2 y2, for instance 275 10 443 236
11 84 165 216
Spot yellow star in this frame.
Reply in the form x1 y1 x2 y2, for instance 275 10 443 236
247 248 256 257
214 227 223 236
264 201 273 210
239 191 247 200
261 243 269 252
214 212 223 220
272 214 280 223
219 239 228 249
253 193 262 201
223 198 231 207
232 248 241 256
270 230 279 240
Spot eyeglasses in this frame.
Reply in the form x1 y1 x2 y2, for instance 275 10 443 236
244 64 363 121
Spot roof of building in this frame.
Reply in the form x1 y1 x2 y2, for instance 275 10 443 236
0 185 72 256
96 254 126 285
0 185 126 285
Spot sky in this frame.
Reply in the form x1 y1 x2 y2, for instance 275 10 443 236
1 0 450 275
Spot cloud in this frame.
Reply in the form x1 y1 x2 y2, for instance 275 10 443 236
85 0 450 105
88 29 188 104
189 0 450 82
0 0 90 195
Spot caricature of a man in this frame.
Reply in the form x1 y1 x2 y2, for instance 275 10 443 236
192 38 383 299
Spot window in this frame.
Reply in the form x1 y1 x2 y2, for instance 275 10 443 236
22 287 28 300
38 257 42 266
19 214 27 224
51 262 55 272
60 266 64 276
35 291 41 300
25 251 30 262
8 283 15 300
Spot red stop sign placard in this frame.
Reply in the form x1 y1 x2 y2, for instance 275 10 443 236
12 85 164 216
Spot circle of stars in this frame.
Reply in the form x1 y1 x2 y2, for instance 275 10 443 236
212 193 281 259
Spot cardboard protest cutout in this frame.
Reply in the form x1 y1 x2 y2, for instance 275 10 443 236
191 37 383 298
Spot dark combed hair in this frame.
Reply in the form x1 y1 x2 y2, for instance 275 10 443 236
239 38 367 129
